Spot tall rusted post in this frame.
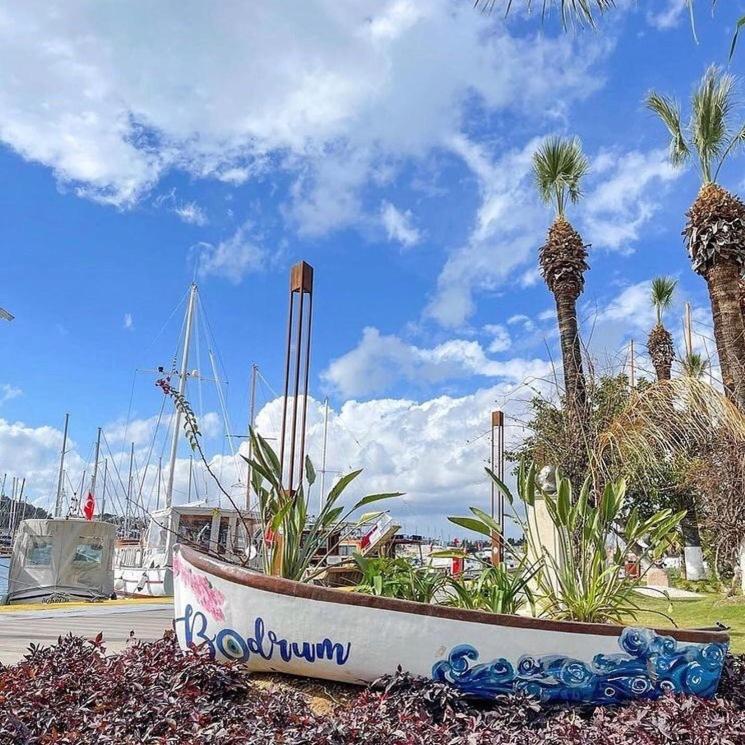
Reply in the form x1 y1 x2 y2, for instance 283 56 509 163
490 410 505 565
279 261 314 495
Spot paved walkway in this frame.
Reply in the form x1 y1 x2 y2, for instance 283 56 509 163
0 602 173 665
635 585 704 599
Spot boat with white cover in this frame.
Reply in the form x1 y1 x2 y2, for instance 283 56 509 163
6 518 115 603
173 544 729 705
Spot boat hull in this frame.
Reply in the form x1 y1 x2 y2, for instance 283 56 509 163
173 545 729 705
114 566 172 598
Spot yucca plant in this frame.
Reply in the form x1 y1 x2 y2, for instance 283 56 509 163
533 137 590 415
247 428 402 581
646 67 745 409
449 462 685 623
353 555 450 603
647 277 677 382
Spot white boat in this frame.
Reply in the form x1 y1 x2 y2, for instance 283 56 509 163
115 505 256 597
173 544 729 705
6 518 115 603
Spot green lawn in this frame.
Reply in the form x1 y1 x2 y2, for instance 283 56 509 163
629 594 745 653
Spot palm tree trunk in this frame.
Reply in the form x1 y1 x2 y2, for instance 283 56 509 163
709 290 735 400
554 286 586 412
706 259 745 409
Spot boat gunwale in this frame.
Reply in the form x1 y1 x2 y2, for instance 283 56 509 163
177 545 730 645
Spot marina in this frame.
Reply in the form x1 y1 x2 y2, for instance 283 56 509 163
1 2 745 741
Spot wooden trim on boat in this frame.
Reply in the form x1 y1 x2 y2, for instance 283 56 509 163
177 545 729 645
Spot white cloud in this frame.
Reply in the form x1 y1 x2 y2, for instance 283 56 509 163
425 136 547 327
483 324 512 353
507 314 535 332
174 201 208 226
228 388 547 529
0 1 606 223
0 418 85 509
0 384 22 406
322 326 551 398
197 223 264 283
380 200 421 247
582 148 681 252
123 313 134 330
646 0 688 30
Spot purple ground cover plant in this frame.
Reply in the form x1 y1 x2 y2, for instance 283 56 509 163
0 633 743 744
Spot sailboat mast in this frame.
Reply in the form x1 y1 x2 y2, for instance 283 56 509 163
124 442 134 534
320 397 329 513
100 459 108 516
165 283 197 508
90 427 102 502
244 362 258 510
54 413 70 517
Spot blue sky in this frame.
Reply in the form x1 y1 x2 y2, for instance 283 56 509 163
0 1 743 535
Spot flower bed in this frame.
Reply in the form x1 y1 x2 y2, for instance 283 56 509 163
0 633 743 744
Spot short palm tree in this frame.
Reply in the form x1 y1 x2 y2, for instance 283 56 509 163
647 277 677 382
533 137 589 412
681 352 710 380
646 67 745 409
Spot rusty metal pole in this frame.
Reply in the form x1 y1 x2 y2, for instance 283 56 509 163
279 261 314 495
490 410 505 565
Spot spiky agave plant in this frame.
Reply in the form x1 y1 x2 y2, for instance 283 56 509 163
533 136 590 413
647 277 677 382
646 67 745 409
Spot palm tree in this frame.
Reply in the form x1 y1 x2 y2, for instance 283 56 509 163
533 137 589 412
681 352 710 379
646 67 745 410
647 277 677 382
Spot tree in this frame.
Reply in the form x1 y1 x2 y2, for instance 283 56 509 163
646 67 745 410
647 277 677 382
533 137 590 416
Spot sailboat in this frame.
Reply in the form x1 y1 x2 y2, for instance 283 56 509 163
113 283 257 597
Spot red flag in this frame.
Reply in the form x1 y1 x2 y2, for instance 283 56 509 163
83 492 95 521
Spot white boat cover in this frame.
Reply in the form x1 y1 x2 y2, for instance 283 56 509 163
7 518 116 602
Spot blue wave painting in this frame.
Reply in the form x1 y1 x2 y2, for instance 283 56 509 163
432 627 727 704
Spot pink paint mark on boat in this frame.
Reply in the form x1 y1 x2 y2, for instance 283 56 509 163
174 551 226 621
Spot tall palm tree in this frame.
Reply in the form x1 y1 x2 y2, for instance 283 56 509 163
647 277 677 382
533 137 589 412
646 67 745 409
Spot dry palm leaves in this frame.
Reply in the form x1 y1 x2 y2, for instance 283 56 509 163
684 183 745 276
647 324 675 381
539 217 589 298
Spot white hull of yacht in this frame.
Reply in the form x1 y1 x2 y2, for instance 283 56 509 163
114 566 172 597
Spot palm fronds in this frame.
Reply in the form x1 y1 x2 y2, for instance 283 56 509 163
650 277 677 325
473 0 614 26
692 66 736 182
598 378 745 477
645 93 690 168
647 67 745 185
532 136 588 217
681 352 710 379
